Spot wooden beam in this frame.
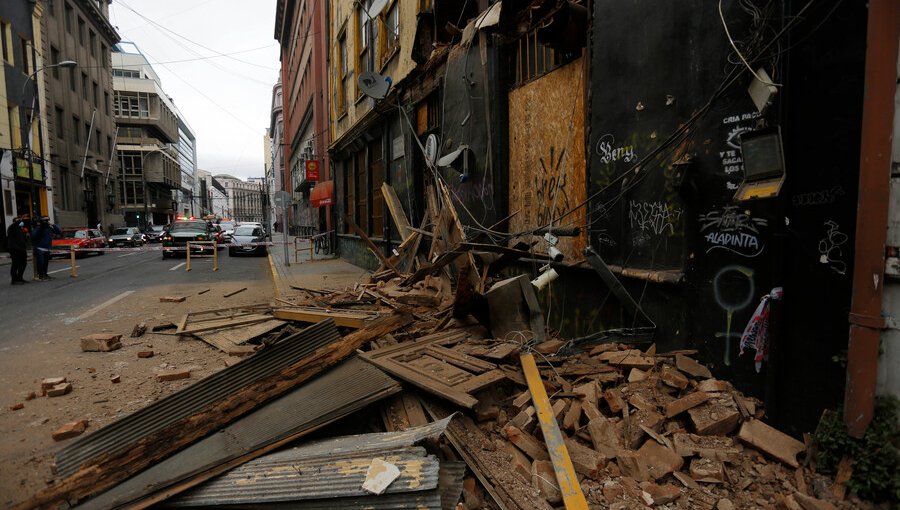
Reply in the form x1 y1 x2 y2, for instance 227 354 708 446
345 214 400 275
520 353 589 510
272 307 381 329
381 183 413 241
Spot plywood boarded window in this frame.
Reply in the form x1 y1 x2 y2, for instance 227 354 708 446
370 140 384 237
355 150 368 234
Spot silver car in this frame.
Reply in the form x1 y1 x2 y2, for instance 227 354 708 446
108 227 145 247
228 225 267 256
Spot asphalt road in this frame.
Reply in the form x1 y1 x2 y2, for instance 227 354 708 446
0 245 271 346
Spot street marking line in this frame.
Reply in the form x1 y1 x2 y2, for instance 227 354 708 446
118 252 139 257
48 266 79 274
170 262 186 271
76 290 135 320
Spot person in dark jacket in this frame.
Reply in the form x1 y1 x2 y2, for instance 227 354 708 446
7 215 28 285
30 216 61 281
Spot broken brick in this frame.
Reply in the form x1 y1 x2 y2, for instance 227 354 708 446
621 409 664 449
9 403 24 411
564 437 606 479
617 450 651 482
603 388 626 414
628 368 648 382
640 481 682 505
690 457 725 481
80 333 122 352
737 419 806 468
791 493 838 510
41 377 66 391
157 369 191 382
52 420 88 441
672 433 741 461
47 382 72 397
688 394 741 436
137 350 155 359
24 391 36 401
502 441 532 483
587 417 622 458
563 399 582 430
660 365 690 390
159 296 187 303
697 379 730 393
665 391 710 418
533 339 565 355
637 439 684 480
675 354 712 379
531 459 562 504
510 406 535 431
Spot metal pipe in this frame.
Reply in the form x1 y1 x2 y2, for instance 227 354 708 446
844 0 900 438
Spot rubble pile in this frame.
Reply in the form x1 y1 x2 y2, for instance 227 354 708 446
15 181 875 510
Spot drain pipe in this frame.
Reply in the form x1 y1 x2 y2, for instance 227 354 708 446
844 0 900 438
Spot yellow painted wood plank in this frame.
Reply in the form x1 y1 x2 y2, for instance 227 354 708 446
520 352 589 510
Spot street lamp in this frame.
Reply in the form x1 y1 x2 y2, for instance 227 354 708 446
20 59 78 220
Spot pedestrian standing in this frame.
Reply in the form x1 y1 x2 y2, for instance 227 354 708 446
31 216 61 281
7 216 28 285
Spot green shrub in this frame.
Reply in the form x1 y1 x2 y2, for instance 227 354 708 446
815 395 900 503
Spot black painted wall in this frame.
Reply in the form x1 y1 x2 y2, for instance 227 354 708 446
586 0 867 433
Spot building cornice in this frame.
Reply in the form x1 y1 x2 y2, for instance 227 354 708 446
75 0 120 44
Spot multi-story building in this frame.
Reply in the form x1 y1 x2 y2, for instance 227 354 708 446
173 112 197 217
267 78 282 233
112 41 182 228
26 0 119 233
215 174 263 223
274 0 331 235
262 132 275 233
1 1 52 249
196 168 227 219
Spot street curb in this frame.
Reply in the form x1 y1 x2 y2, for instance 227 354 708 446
266 252 282 299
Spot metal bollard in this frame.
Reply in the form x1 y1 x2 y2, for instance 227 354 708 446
294 237 299 264
309 237 313 262
186 242 192 271
213 242 218 271
70 245 77 278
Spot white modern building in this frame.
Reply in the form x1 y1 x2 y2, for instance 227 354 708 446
215 174 263 223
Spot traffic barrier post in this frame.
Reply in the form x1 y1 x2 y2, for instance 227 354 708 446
186 241 217 271
70 245 77 278
293 237 301 264
186 242 192 271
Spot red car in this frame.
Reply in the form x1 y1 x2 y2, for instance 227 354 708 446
52 228 107 257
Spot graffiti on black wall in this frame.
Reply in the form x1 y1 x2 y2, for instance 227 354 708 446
698 205 768 258
817 220 848 275
713 265 756 366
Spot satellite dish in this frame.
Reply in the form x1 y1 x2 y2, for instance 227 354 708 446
358 70 391 99
366 0 389 19
424 134 439 167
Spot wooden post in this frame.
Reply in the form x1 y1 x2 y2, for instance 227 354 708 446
213 242 218 271
186 243 192 271
70 245 77 278
309 237 313 262
293 237 299 264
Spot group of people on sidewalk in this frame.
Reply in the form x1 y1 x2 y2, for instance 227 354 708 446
7 214 62 285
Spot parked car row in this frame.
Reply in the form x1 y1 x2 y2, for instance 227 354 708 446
48 220 269 259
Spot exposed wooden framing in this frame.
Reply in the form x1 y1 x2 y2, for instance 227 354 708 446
273 307 382 329
173 315 273 336
345 214 401 275
520 353 589 510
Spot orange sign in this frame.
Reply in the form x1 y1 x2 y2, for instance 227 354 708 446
305 160 320 181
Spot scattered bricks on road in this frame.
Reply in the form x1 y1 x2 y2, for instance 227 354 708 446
637 439 684 480
80 333 122 352
9 403 24 411
52 420 88 441
531 459 562 504
157 369 191 382
159 296 187 303
137 351 155 359
603 388 627 414
502 441 532 483
504 424 550 461
41 377 66 391
628 368 648 382
25 391 36 401
152 322 177 332
564 437 606 479
737 418 806 468
697 379 730 393
47 382 73 397
665 391 711 418
672 433 741 461
660 365 690 390
676 354 713 379
110 374 121 384
87 368 96 373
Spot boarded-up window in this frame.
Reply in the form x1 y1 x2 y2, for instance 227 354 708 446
345 158 355 234
355 150 368 233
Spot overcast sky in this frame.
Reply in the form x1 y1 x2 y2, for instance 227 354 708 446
109 0 280 181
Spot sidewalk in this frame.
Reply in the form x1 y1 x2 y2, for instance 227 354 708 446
267 235 371 298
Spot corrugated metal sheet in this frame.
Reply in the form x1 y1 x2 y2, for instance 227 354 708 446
76 357 401 510
198 490 443 509
56 320 341 478
438 461 467 510
168 449 439 506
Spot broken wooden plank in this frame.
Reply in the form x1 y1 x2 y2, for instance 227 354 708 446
345 214 400 275
173 315 273 336
223 287 247 298
272 307 381 329
520 352 589 509
382 182 413 240
196 320 286 352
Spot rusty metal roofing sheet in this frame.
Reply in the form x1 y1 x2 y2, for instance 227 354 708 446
168 448 439 506
56 320 341 478
439 460 467 510
167 416 454 507
207 490 442 509
76 357 401 510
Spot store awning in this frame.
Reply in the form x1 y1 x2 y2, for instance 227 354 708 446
309 180 333 208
